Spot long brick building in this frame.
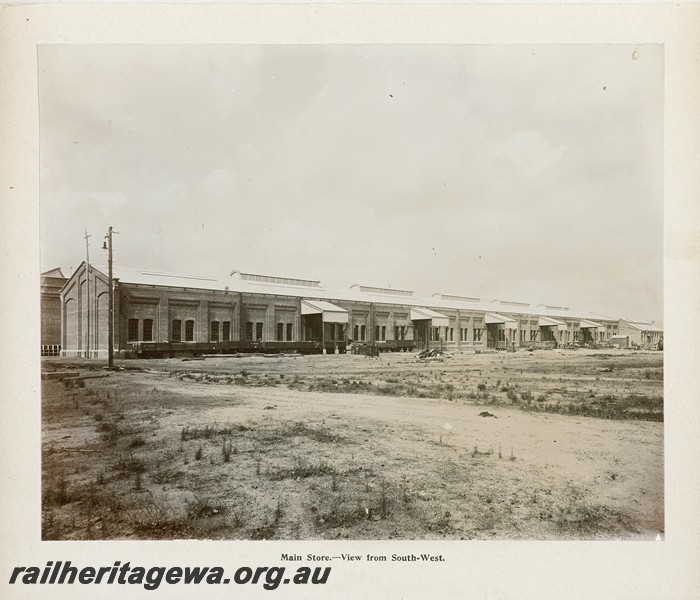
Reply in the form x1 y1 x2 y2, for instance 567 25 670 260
56 262 635 359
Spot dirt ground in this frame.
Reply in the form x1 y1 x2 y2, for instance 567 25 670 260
41 348 663 541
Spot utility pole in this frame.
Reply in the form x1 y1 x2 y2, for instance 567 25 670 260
84 230 91 358
103 227 117 368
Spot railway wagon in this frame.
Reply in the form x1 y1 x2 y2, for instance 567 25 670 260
130 340 340 358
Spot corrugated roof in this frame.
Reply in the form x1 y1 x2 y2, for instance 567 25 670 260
41 267 66 278
538 316 568 329
94 265 227 292
410 307 449 320
301 300 348 314
624 321 663 333
85 264 619 324
410 307 450 327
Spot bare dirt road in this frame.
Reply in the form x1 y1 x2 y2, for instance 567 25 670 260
41 349 663 540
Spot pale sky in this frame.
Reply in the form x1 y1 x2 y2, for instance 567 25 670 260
39 44 663 321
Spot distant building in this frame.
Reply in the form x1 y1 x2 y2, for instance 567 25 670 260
618 320 664 348
41 268 68 356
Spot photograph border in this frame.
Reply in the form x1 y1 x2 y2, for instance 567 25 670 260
2 4 699 599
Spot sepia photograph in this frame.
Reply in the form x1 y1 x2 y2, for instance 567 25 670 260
38 42 665 542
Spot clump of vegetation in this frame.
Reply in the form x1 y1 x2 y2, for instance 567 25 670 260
186 497 226 520
43 472 70 507
269 458 337 481
113 453 146 474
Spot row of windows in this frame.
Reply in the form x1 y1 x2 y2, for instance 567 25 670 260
276 323 294 342
128 318 152 342
173 319 195 342
244 322 296 342
128 319 280 343
127 317 614 344
351 325 408 342
209 321 231 342
458 327 486 342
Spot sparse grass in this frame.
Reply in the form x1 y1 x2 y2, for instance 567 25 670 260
41 351 663 541
269 458 337 481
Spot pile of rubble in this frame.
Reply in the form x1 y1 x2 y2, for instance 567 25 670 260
416 349 448 361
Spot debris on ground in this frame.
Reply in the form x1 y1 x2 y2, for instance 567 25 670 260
416 349 448 361
478 411 497 418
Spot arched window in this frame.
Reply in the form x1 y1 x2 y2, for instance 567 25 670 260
142 319 153 342
128 319 139 342
172 320 182 342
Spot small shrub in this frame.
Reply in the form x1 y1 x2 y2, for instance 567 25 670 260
44 473 70 506
195 446 203 461
128 436 146 449
113 453 146 474
186 497 225 520
222 440 233 463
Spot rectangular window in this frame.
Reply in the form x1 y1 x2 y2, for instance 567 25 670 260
128 318 139 342
286 323 293 342
245 321 253 341
143 319 153 342
185 319 195 341
353 325 359 340
222 321 231 341
210 321 220 342
449 328 454 342
473 328 483 342
381 325 386 341
375 325 380 342
256 322 263 341
360 325 366 341
277 323 284 341
172 319 182 342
